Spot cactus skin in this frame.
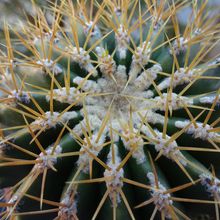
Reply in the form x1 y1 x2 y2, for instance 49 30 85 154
0 0 220 219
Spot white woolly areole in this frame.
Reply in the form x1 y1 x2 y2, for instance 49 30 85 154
36 59 62 75
77 133 106 173
175 121 220 141
36 59 53 67
144 111 165 125
129 41 151 80
114 6 122 17
96 47 117 76
83 21 101 39
208 57 220 66
169 37 187 55
8 90 30 104
147 172 173 219
200 173 220 198
132 64 162 90
45 31 60 44
104 145 124 205
121 128 146 164
158 68 198 90
46 87 81 104
33 31 60 44
114 65 127 85
115 25 130 59
73 76 101 93
132 41 151 66
72 115 103 137
152 93 193 111
35 145 62 172
71 47 97 76
152 15 163 30
58 189 78 219
199 95 220 104
194 28 202 36
153 130 187 166
31 111 78 130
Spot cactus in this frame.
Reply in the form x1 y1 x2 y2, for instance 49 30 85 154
0 0 220 219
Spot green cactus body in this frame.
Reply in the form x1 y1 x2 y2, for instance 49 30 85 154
0 0 220 219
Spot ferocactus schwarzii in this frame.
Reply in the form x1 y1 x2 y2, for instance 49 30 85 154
0 0 220 219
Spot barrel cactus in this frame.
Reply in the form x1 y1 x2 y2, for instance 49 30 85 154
1 0 220 219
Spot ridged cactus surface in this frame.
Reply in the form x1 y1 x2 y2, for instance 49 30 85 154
1 0 220 219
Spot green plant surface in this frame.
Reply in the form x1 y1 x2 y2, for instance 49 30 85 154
0 0 220 219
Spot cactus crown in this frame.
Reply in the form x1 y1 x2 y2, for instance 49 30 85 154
0 0 220 219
